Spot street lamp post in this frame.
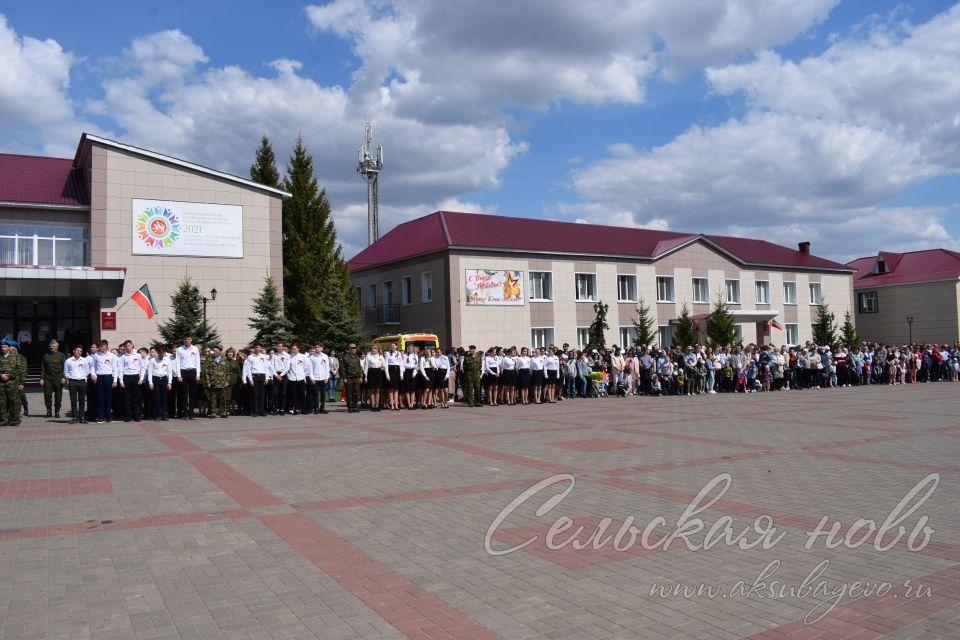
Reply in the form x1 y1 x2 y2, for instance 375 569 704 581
906 316 914 346
193 287 218 326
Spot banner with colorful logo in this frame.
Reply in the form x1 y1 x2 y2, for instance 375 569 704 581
132 199 243 258
465 269 525 305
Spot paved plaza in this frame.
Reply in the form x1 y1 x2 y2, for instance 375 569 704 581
1 385 958 640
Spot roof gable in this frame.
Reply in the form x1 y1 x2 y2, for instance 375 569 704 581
847 248 960 287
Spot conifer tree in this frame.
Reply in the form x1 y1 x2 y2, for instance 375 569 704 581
840 311 860 347
707 295 738 348
155 277 221 347
247 275 294 347
588 301 609 349
812 301 838 346
632 297 656 348
250 135 280 188
673 302 698 348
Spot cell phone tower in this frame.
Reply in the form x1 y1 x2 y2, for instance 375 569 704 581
357 123 384 246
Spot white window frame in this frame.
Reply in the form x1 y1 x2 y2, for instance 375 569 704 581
809 282 822 305
725 279 741 304
858 291 878 314
657 325 674 349
421 271 433 303
692 278 709 304
575 273 597 302
576 327 590 350
754 280 770 304
531 328 555 350
529 271 554 302
785 323 799 345
783 281 797 305
656 276 675 303
619 326 637 348
617 274 637 302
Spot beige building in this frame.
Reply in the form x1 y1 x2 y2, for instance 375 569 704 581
0 133 287 360
349 211 855 349
848 249 960 344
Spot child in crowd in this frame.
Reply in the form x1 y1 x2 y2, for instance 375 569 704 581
650 374 662 396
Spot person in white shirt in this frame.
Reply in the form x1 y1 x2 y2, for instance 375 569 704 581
362 345 388 412
64 345 89 424
432 349 451 409
91 340 118 423
286 344 308 415
500 348 518 406
401 345 419 410
307 344 330 414
118 340 145 422
530 348 546 404
242 344 273 417
482 349 501 406
271 342 290 415
147 345 174 421
418 347 435 409
84 343 98 422
175 336 201 419
544 347 560 403
384 343 403 410
517 347 532 405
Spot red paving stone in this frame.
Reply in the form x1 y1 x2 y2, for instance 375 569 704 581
183 453 286 508
0 475 112 501
548 438 646 452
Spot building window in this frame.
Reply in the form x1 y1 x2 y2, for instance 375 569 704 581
421 272 433 303
809 282 822 305
529 271 553 301
617 275 637 302
657 325 674 348
755 280 770 304
783 281 797 305
367 284 377 309
733 324 743 344
0 222 88 266
656 276 675 303
576 327 590 350
619 326 637 348
725 279 741 304
692 278 709 304
531 328 555 349
858 291 878 313
401 276 412 305
785 323 799 345
575 273 597 301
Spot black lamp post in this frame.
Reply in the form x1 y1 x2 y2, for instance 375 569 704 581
193 287 218 325
906 316 914 346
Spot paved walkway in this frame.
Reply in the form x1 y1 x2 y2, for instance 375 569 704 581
1 385 958 639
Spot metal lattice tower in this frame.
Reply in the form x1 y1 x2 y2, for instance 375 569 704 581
357 123 384 246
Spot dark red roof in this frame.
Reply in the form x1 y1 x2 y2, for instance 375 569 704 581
0 153 87 207
349 211 852 272
847 249 960 287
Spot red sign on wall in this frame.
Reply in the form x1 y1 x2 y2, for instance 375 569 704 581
101 312 116 331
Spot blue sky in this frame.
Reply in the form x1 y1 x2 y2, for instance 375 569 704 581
2 1 959 261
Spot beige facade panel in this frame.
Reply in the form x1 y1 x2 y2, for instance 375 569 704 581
853 280 959 344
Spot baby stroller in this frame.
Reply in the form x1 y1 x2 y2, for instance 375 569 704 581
590 371 608 398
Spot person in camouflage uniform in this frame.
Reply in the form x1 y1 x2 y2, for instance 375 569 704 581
42 339 66 418
225 347 241 415
461 345 483 407
341 344 363 413
202 345 231 418
0 339 23 426
12 343 28 417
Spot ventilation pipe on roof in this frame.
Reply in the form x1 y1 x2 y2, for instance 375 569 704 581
798 241 810 254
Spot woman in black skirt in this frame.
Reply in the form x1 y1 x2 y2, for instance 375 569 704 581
500 347 518 405
517 347 532 405
530 347 545 404
402 345 419 409
482 348 500 406
385 342 403 410
361 345 388 411
418 347 435 409
432 348 450 409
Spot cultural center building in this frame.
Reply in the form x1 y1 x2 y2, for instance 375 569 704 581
349 211 856 349
0 133 287 363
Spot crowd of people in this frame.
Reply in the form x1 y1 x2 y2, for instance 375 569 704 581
3 336 958 426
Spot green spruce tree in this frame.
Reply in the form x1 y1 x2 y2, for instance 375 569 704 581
706 295 738 348
840 311 860 348
247 275 294 347
250 135 280 188
632 297 657 348
673 302 698 348
588 301 609 349
812 301 837 347
155 277 221 347
280 135 361 346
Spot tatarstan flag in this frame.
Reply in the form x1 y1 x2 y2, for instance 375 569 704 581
769 318 783 331
131 284 159 319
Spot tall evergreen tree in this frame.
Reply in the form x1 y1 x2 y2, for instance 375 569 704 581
588 301 609 349
673 302 698 348
707 295 738 348
155 277 221 347
840 311 860 347
280 135 361 346
812 301 838 346
632 297 657 348
250 135 280 188
247 275 294 347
